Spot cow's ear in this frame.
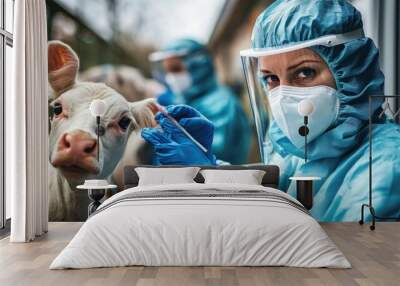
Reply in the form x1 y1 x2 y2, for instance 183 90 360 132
129 98 159 128
48 41 79 95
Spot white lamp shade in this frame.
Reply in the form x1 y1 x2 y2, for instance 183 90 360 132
298 99 314 116
90 99 107 117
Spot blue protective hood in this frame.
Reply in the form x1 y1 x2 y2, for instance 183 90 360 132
252 0 385 160
162 39 218 102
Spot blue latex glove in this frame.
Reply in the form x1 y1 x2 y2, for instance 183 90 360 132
156 90 174 106
156 105 214 151
141 105 216 165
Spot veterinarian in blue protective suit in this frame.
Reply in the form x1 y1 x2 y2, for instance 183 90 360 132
146 39 251 164
239 0 400 221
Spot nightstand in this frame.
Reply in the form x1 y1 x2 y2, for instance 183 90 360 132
76 184 117 216
289 176 321 210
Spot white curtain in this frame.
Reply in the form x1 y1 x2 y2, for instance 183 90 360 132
9 0 49 242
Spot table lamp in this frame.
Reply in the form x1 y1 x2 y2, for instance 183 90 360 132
297 99 314 163
90 99 107 161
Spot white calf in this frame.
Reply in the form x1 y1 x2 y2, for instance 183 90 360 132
48 41 158 221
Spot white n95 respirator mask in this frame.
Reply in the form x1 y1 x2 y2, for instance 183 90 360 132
268 85 340 148
165 72 192 95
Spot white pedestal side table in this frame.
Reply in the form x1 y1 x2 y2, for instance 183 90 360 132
77 183 117 216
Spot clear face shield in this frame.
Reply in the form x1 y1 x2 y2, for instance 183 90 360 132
240 29 364 163
149 50 190 81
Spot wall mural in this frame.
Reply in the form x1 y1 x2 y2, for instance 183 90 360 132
47 0 400 223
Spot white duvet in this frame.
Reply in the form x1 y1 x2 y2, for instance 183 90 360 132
50 183 350 269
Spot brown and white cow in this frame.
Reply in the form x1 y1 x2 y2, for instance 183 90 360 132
48 41 158 221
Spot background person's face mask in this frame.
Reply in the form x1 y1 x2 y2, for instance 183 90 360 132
165 72 192 95
268 85 340 148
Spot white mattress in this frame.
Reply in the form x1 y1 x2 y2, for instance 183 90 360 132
50 183 350 269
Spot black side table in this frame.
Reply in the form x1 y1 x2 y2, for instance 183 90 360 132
76 184 117 216
289 177 321 210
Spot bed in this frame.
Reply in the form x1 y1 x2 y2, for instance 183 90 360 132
50 165 350 269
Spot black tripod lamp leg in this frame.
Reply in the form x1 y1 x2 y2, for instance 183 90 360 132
359 204 366 225
359 204 376 230
369 206 376 231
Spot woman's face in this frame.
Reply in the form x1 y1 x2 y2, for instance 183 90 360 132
259 48 336 90
162 57 186 74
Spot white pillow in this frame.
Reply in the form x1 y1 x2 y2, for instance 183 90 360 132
200 169 266 185
135 167 200 186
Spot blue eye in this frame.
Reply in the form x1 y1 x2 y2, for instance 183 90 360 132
297 68 316 79
261 74 279 85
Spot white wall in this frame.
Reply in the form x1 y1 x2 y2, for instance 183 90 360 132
349 0 379 43
350 0 399 113
5 44 13 219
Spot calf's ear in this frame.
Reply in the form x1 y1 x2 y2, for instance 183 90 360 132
48 41 79 95
129 98 160 128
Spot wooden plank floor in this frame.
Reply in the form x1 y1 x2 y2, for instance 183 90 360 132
0 222 399 286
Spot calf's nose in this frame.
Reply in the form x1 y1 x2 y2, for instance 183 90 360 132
58 131 97 158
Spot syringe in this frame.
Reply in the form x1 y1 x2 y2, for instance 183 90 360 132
159 107 208 153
